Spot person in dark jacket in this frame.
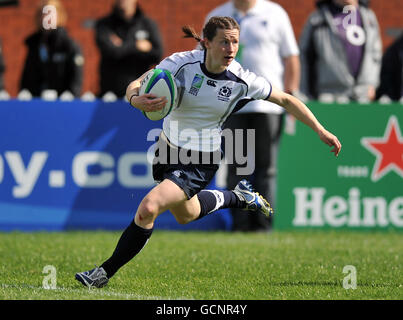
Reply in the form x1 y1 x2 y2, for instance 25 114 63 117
95 0 163 97
376 33 403 101
20 0 84 97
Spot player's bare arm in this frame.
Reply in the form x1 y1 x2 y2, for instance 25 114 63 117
125 70 167 112
268 86 342 157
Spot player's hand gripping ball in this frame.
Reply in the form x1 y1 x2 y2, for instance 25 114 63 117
139 69 178 121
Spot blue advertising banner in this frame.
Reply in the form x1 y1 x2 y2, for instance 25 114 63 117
0 99 231 231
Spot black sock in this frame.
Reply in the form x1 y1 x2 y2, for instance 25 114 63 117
196 190 245 220
100 220 153 278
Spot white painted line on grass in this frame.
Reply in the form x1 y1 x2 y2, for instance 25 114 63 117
0 283 193 300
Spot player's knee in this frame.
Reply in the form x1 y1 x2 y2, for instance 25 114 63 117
138 197 159 221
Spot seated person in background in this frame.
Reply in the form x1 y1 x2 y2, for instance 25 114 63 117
376 33 403 101
95 0 163 98
20 0 84 97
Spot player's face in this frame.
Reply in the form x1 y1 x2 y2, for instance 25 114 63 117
205 28 239 74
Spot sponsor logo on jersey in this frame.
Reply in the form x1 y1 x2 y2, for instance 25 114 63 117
189 74 204 96
207 80 217 87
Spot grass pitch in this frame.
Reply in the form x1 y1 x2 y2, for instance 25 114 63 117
0 230 401 300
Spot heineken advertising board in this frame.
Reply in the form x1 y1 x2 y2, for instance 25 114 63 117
275 102 403 231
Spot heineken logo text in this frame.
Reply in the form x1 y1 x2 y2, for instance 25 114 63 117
293 187 403 227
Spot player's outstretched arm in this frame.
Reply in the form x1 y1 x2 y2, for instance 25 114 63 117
125 69 167 112
267 87 342 157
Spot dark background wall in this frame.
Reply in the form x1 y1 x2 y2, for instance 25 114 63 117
0 0 401 97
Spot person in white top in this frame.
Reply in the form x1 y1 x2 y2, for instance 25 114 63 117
205 0 300 231
75 17 341 288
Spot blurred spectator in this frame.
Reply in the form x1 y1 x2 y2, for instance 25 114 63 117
299 0 382 102
20 0 84 97
95 0 163 98
376 33 403 101
0 38 5 90
205 0 300 232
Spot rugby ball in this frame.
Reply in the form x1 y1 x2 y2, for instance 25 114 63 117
139 68 177 121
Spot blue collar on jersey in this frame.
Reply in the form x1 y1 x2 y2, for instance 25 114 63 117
200 50 234 80
200 50 248 87
200 62 231 80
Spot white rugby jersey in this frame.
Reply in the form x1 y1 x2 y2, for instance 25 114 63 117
155 49 272 152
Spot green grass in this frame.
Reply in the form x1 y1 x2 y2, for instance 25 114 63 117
0 230 402 300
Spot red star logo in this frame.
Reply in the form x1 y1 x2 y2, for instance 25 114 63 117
361 116 403 181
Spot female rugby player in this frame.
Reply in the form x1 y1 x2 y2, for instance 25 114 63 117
75 16 341 288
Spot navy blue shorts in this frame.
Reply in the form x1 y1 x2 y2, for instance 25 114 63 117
152 133 222 199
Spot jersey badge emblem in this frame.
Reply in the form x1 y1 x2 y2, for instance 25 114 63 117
189 74 204 96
